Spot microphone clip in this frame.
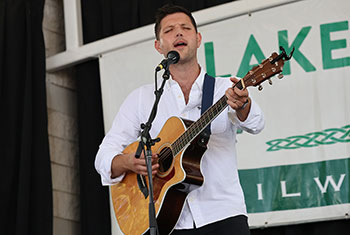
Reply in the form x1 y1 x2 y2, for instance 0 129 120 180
155 50 180 72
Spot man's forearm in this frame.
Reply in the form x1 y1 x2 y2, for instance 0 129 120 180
111 154 128 179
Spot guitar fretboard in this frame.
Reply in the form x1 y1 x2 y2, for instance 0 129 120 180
170 80 243 156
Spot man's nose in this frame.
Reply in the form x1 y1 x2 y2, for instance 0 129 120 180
175 26 183 37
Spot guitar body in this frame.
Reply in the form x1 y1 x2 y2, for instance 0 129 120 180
110 116 207 235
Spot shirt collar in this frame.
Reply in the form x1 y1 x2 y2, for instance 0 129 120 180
166 66 206 91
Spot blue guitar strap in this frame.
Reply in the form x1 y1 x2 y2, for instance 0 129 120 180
199 73 215 146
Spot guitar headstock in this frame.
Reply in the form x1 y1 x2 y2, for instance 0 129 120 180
238 46 294 91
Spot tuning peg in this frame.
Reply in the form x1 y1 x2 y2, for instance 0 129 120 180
258 85 263 91
268 79 272 85
278 73 284 79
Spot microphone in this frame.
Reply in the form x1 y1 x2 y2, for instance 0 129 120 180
155 51 180 71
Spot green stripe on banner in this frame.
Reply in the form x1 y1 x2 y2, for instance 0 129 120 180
238 158 350 213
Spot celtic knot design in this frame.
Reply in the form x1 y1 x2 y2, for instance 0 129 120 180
266 125 350 152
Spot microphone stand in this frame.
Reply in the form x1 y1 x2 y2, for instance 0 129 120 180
135 65 171 235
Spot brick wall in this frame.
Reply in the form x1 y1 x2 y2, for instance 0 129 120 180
43 0 81 234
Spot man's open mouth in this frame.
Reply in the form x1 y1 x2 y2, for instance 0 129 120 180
174 41 187 47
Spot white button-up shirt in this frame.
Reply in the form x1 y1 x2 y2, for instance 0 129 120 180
95 68 265 229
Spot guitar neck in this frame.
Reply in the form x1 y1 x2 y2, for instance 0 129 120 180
171 80 244 156
169 46 293 156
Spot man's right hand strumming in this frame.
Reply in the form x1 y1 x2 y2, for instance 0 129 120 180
111 152 159 178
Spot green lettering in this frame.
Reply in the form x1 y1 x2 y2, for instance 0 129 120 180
278 27 316 75
320 21 350 69
204 42 231 77
236 35 265 78
239 158 350 213
204 42 216 77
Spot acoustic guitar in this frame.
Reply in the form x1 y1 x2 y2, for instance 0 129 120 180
111 47 294 235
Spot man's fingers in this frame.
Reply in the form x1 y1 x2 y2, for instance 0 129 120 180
134 155 159 176
138 166 159 176
234 86 248 96
134 158 146 165
230 77 240 84
136 165 148 175
227 100 239 110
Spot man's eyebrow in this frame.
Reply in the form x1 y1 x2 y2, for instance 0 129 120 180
163 25 174 29
163 23 191 29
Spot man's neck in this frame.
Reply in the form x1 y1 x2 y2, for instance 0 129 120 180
169 60 200 103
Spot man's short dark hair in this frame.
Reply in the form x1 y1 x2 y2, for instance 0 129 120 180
154 4 198 40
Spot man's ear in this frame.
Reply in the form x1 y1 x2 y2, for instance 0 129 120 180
196 32 202 48
154 40 163 54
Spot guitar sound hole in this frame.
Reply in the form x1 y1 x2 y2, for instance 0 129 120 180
158 147 173 173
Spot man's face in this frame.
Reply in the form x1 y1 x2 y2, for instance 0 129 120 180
155 12 202 64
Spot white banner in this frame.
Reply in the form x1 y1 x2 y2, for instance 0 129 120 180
99 0 350 232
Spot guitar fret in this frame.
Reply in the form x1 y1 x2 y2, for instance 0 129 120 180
205 115 210 125
214 104 219 113
171 96 229 156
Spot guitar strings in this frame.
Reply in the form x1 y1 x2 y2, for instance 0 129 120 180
154 89 231 164
156 104 219 163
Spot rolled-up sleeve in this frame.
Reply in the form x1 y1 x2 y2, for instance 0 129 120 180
95 89 142 185
228 98 265 134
